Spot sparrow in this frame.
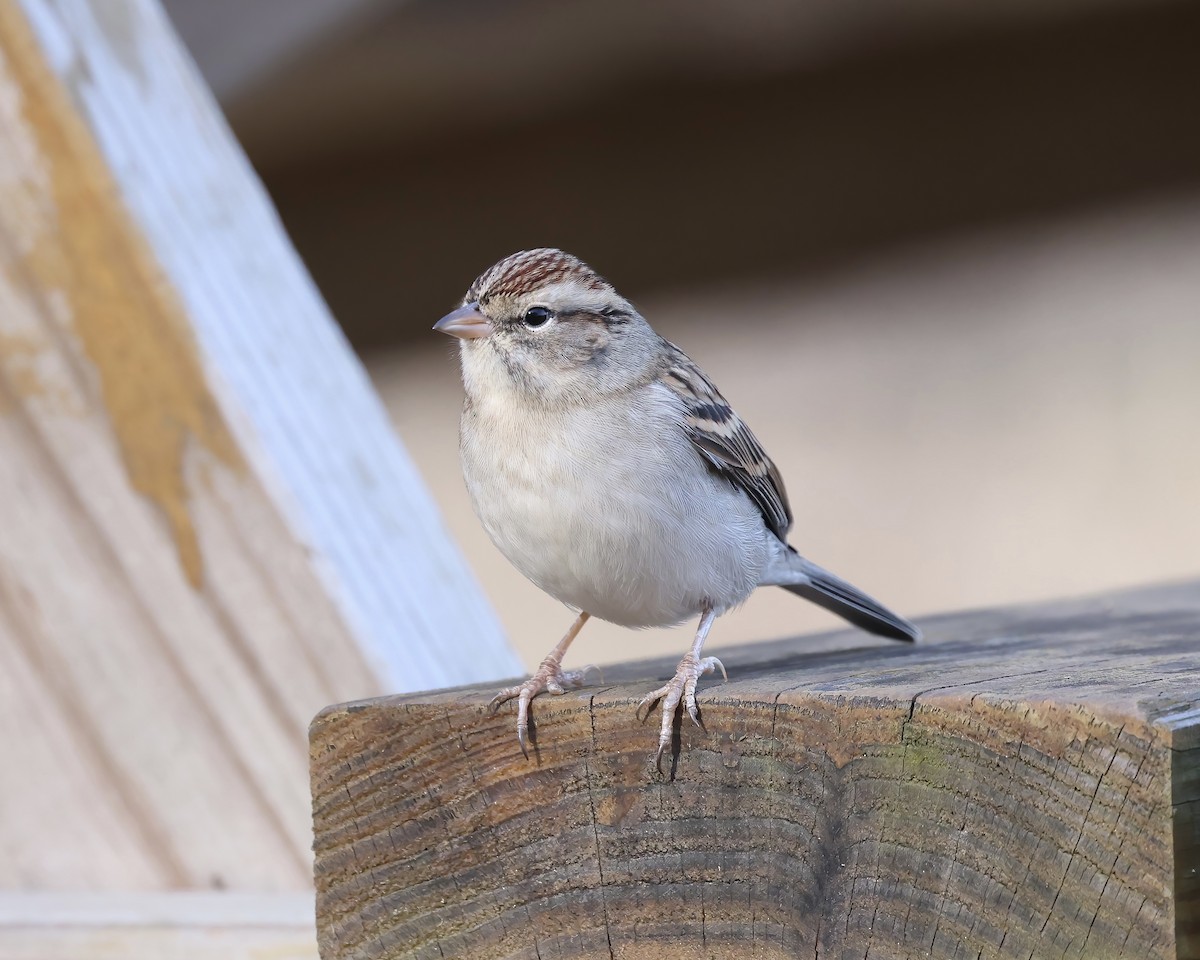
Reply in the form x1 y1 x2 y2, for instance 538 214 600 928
435 248 919 766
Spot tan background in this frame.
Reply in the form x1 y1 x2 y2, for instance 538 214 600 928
372 197 1200 669
164 0 1200 673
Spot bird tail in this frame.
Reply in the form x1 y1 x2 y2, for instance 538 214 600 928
768 550 920 643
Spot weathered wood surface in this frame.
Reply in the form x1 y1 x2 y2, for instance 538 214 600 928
14 0 516 690
0 892 318 960
0 0 509 895
312 581 1200 959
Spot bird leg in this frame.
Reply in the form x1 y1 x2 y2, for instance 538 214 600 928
491 611 595 757
637 605 726 768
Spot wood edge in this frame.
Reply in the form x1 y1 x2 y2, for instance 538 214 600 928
309 694 416 737
1167 708 1200 955
1154 705 1200 752
307 679 1175 733
305 578 1200 723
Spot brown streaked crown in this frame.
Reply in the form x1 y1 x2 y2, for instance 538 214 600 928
465 248 612 305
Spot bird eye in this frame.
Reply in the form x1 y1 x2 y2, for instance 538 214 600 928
522 306 552 328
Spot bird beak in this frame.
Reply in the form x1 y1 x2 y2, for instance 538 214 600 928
434 303 493 340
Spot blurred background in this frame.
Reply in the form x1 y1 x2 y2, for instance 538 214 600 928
165 0 1200 670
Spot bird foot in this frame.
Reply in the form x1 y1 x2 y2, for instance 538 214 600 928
491 659 598 757
637 653 727 770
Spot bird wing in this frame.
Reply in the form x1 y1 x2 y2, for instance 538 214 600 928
659 341 793 542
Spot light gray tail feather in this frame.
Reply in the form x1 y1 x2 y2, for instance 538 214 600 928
778 553 920 643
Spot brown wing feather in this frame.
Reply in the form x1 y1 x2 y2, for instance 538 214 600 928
660 342 793 541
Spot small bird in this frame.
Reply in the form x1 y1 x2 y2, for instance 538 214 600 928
435 249 918 766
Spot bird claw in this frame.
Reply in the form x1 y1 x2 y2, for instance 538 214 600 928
491 659 592 757
638 654 727 770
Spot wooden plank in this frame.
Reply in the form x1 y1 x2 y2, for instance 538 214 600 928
0 929 314 960
0 0 508 891
0 893 318 960
312 581 1200 959
16 0 517 690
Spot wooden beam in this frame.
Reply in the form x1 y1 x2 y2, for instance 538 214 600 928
13 0 517 690
0 0 511 892
312 581 1200 959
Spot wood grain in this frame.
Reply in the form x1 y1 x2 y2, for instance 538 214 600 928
0 0 518 897
0 0 501 896
312 581 1200 959
0 0 351 890
16 0 518 690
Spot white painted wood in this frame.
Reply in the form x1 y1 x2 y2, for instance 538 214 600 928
19 0 519 690
0 0 377 887
0 891 313 925
0 893 318 960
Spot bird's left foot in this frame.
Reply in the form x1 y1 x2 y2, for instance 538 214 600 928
491 659 598 757
636 653 727 769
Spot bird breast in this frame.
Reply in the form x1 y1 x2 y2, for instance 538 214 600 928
459 382 770 628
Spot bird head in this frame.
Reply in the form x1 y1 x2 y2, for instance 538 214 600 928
435 248 659 405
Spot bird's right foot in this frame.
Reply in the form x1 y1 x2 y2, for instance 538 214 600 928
491 659 597 757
